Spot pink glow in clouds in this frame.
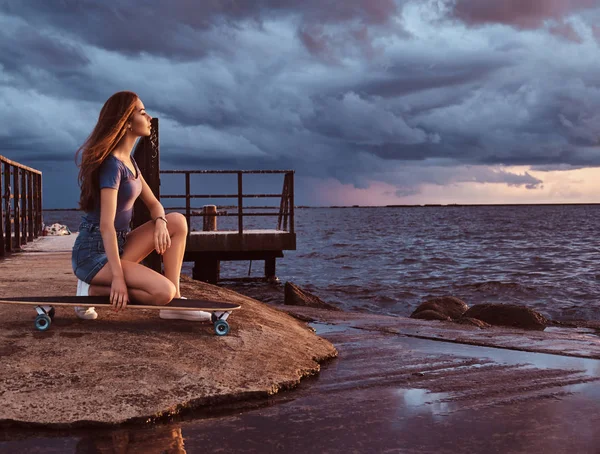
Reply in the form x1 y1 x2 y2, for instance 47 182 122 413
296 0 396 60
548 21 583 42
306 167 600 206
453 0 596 29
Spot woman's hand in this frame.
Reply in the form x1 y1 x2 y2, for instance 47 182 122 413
110 275 129 311
154 218 171 255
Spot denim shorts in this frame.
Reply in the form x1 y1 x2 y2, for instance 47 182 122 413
72 222 129 284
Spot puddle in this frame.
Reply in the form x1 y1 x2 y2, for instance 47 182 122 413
397 388 453 418
311 321 600 377
309 322 363 335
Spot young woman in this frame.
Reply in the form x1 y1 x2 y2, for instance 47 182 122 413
71 91 209 321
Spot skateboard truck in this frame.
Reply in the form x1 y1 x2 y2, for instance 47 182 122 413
34 305 55 331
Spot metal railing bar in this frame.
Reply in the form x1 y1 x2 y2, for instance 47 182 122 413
161 193 284 199
0 155 42 175
160 170 293 175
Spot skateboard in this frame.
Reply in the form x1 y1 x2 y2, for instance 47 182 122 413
0 296 241 336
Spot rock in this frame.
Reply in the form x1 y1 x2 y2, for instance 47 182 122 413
455 317 491 329
410 296 468 320
0 254 338 426
43 223 71 236
284 282 341 311
411 310 451 321
463 304 548 331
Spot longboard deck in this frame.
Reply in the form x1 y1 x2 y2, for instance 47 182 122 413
0 296 240 312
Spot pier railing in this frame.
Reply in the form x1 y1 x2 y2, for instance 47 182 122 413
131 119 296 235
0 155 43 257
159 170 295 234
131 118 296 281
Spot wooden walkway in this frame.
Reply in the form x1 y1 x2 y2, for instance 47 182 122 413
186 229 296 252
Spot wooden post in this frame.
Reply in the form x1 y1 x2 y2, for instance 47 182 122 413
202 205 217 231
13 166 20 249
193 205 220 283
36 173 42 237
4 164 11 253
277 174 289 231
185 172 191 232
20 169 26 245
0 162 4 257
265 257 276 280
283 174 289 231
27 172 33 241
237 171 243 235
132 117 161 273
289 171 295 234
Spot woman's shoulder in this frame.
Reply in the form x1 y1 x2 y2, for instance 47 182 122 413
98 154 126 180
100 154 124 171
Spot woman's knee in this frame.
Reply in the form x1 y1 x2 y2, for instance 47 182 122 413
154 281 177 305
166 212 188 236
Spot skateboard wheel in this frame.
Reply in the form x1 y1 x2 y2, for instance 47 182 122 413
35 314 51 331
48 307 56 320
214 320 229 336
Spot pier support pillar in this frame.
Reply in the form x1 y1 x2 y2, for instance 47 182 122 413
265 258 276 281
192 205 220 283
193 257 220 284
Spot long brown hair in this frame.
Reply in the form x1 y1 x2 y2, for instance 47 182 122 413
76 91 139 211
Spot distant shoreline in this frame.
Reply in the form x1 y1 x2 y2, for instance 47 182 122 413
43 203 600 211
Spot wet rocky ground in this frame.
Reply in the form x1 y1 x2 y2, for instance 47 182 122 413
2 236 600 452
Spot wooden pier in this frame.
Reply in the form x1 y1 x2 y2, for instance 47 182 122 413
132 118 296 283
0 155 43 257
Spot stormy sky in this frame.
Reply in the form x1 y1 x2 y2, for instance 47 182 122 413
1 0 600 208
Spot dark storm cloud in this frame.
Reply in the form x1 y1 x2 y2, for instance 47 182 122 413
354 57 507 98
0 21 89 74
1 1 221 60
2 0 600 207
1 0 399 60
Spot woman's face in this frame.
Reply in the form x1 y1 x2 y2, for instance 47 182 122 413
128 98 152 137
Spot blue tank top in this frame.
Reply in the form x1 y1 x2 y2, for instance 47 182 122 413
81 154 143 231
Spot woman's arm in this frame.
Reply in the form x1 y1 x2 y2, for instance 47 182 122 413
138 175 171 254
138 174 165 221
99 187 128 309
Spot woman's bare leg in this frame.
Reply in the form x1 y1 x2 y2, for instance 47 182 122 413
90 260 175 305
160 213 188 297
89 212 188 300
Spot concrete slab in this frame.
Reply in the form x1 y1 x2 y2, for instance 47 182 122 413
17 235 76 253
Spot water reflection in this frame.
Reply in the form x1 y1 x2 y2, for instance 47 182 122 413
399 388 451 417
74 425 186 454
